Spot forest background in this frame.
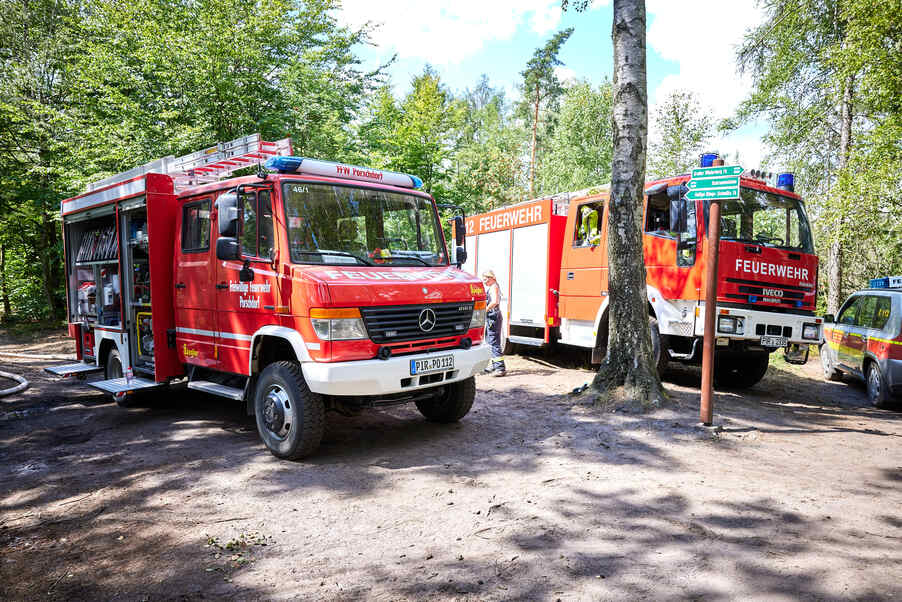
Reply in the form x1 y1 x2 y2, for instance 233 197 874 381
0 0 899 321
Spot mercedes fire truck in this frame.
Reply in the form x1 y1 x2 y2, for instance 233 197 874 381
45 134 491 459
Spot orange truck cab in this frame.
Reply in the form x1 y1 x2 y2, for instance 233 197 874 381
46 134 491 459
465 155 821 389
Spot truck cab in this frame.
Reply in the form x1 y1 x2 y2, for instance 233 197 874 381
47 135 491 459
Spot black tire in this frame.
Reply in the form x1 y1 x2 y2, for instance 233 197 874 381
714 352 769 389
254 361 325 459
866 361 892 409
415 377 476 423
820 345 843 382
649 317 669 378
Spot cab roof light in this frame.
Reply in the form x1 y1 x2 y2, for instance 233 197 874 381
265 156 423 189
776 172 795 192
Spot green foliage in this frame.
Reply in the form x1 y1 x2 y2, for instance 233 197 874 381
536 80 614 195
647 90 713 179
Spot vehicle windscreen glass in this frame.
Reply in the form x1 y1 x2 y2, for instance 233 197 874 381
706 188 814 253
282 182 447 266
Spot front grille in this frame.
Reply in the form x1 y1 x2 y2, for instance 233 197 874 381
361 302 474 343
725 277 813 292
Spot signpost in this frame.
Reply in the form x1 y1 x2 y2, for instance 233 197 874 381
694 163 743 426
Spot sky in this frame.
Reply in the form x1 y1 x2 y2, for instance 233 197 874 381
336 0 770 169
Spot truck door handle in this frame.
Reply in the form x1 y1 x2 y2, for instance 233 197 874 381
216 283 228 289
175 283 186 289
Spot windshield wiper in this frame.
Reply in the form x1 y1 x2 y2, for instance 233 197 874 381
386 255 431 266
295 250 373 266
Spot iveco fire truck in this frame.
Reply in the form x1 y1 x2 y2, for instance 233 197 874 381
463 153 822 388
45 134 491 459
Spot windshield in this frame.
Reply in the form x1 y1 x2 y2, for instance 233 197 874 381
706 188 814 253
282 182 447 266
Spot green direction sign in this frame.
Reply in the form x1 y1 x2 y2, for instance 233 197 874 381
691 165 743 178
685 188 740 201
687 176 740 190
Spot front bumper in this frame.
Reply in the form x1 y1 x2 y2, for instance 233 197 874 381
301 344 492 396
697 304 821 345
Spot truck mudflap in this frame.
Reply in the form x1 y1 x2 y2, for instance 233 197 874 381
44 362 103 377
302 344 491 397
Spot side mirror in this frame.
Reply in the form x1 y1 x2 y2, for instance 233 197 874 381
823 314 835 324
784 343 810 365
455 246 467 268
216 192 239 237
239 260 254 283
453 216 466 247
216 237 240 260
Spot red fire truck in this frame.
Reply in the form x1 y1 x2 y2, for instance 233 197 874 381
463 154 822 388
45 134 491 459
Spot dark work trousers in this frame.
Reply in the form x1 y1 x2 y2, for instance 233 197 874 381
485 308 506 372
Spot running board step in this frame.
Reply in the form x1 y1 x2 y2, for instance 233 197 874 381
187 380 245 400
44 362 104 377
88 377 161 395
507 335 545 347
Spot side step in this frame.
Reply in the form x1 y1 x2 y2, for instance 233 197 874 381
88 377 161 395
507 335 545 347
187 380 245 401
44 362 104 377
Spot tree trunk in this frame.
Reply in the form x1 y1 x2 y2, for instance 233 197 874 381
591 0 665 407
0 243 10 319
529 91 540 197
826 75 854 315
38 209 61 318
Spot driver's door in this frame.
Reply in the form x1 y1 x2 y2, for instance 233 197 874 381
215 187 278 375
835 297 860 370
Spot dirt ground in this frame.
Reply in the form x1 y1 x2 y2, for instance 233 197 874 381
1 329 900 600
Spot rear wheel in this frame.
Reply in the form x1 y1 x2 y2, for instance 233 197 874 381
866 362 892 409
820 345 843 382
715 352 769 389
254 361 325 459
104 348 134 407
415 377 476 423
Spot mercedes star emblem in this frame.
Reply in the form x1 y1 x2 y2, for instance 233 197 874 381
418 308 437 332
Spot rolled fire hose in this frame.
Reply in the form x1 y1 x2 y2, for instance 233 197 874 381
0 369 29 397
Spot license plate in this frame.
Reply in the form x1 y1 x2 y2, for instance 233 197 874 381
410 354 454 375
761 335 787 348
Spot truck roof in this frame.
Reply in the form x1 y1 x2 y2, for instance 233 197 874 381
644 173 802 201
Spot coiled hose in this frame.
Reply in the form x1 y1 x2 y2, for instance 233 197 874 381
0 350 73 398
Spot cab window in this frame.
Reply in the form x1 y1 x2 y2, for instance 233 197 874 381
645 193 681 238
838 298 860 325
873 296 892 330
857 296 878 328
240 190 273 258
573 201 603 247
181 199 211 252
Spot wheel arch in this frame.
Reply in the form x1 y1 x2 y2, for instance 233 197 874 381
249 326 312 376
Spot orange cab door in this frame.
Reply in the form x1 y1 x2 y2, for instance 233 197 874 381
174 197 218 368
559 196 607 322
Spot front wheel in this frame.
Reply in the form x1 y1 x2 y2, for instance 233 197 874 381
415 377 476 423
715 352 769 389
254 361 325 459
105 347 134 407
649 317 669 377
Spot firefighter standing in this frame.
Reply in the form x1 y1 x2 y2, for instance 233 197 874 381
482 270 506 376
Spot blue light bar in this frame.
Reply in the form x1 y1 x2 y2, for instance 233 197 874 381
700 153 719 167
264 156 423 188
870 277 889 288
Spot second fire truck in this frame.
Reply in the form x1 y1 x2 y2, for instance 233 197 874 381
464 154 822 387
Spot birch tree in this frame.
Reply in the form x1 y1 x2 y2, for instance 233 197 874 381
591 0 665 406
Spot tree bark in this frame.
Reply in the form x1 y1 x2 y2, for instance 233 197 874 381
591 0 665 407
826 75 854 315
0 243 10 319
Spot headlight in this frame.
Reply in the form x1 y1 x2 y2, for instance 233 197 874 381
470 300 486 329
717 316 744 335
802 323 819 340
310 308 368 341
